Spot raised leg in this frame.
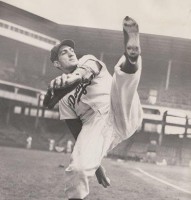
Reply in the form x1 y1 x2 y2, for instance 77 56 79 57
121 16 141 73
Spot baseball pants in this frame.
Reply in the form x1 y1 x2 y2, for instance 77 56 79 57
65 55 143 199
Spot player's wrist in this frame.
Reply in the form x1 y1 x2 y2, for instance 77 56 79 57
75 66 95 83
74 67 87 77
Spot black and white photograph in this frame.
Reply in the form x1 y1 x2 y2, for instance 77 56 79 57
0 0 191 199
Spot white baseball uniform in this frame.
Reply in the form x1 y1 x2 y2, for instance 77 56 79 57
59 54 143 199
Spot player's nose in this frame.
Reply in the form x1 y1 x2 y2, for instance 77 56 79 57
68 50 75 57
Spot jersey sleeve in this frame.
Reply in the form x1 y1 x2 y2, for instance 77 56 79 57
78 55 106 75
59 97 78 120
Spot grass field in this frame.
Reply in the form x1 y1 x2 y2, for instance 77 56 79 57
0 147 191 200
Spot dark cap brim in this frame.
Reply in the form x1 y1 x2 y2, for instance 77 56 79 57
50 39 75 62
59 39 75 49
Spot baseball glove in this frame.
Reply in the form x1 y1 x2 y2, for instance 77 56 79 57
43 73 83 109
43 65 98 109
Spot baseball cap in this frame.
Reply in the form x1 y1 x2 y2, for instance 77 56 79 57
50 39 75 63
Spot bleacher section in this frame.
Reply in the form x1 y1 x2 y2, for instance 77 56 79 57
0 125 27 148
126 142 148 160
108 139 133 159
0 114 73 151
108 131 191 166
156 146 177 165
180 138 191 166
109 132 151 161
1 34 191 109
0 97 73 150
1 95 191 165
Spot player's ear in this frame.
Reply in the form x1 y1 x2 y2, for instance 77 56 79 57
53 61 61 69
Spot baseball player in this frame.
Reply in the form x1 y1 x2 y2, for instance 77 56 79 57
44 16 143 200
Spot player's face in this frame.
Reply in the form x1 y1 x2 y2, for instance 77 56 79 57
56 45 78 74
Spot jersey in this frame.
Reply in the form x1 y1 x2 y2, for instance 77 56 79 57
59 55 112 123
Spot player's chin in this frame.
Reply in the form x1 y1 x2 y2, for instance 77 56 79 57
70 60 78 67
67 64 78 73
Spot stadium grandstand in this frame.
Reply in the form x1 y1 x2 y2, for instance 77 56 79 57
0 1 191 166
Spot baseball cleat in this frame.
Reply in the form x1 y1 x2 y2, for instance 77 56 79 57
95 166 111 188
123 16 141 64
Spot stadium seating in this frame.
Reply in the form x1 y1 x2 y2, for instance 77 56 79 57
156 146 177 165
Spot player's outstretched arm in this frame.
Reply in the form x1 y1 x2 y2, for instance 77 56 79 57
43 60 102 109
49 59 102 91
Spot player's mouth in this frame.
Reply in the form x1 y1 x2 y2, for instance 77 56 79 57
69 57 77 62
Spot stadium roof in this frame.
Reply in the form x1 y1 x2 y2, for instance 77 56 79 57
0 1 191 64
2 0 191 40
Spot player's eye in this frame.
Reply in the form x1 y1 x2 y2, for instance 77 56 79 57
69 48 74 53
59 50 67 56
